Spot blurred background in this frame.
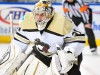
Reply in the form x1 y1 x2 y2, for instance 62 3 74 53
0 0 100 75
0 0 100 47
0 0 100 3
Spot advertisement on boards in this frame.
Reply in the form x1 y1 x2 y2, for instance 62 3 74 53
0 3 100 45
90 5 100 38
0 3 62 43
0 4 32 42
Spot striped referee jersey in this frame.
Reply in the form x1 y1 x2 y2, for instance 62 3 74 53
62 0 92 24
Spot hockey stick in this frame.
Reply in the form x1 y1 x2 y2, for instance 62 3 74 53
0 14 14 65
0 14 27 74
9 14 14 40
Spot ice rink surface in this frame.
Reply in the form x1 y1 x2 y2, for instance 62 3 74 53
0 44 100 75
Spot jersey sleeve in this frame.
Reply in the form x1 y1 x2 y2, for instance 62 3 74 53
62 0 72 19
78 0 90 24
12 27 30 52
64 25 85 56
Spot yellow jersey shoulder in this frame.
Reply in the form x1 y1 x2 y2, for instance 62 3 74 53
48 12 73 35
19 12 37 30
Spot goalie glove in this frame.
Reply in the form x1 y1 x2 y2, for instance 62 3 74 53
57 46 76 74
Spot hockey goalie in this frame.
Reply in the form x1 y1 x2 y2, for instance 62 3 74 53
0 0 85 75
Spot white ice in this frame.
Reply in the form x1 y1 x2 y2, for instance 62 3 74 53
0 44 100 75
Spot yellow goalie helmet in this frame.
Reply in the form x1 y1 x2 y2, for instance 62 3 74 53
34 0 54 18
33 0 54 30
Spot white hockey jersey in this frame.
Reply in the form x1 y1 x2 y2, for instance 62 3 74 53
12 12 85 57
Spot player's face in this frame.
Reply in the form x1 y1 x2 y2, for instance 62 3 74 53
34 12 48 30
34 13 46 23
67 0 74 2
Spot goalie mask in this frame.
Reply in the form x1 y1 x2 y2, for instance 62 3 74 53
33 0 54 30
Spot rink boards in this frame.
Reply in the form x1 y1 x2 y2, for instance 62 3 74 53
0 3 100 46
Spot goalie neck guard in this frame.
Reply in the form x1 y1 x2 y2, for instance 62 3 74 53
33 0 54 30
